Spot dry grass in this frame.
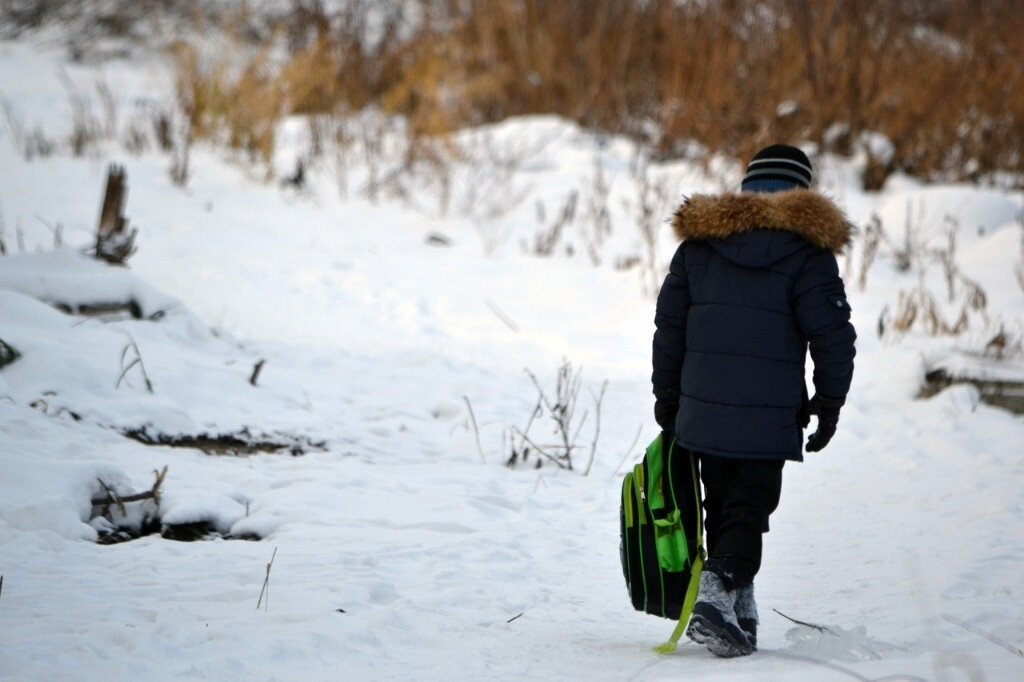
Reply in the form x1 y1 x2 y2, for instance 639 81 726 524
877 207 991 342
206 1 1024 185
4 1 1023 186
885 277 987 339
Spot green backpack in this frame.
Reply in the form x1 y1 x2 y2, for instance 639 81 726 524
619 433 705 653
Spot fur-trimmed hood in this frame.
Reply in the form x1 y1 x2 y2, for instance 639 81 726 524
671 190 853 255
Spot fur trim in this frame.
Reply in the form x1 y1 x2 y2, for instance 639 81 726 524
671 190 853 254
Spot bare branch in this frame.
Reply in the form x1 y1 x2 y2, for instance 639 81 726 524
570 410 589 448
584 379 609 476
512 396 543 460
525 369 557 417
515 362 605 473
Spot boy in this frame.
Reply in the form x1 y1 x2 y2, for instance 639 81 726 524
652 144 856 656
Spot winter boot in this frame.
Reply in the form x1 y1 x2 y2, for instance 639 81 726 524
734 583 758 650
685 571 754 657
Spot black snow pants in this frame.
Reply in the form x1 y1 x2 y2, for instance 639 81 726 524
698 453 784 591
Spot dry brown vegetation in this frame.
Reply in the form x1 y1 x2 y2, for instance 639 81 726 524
3 0 1023 188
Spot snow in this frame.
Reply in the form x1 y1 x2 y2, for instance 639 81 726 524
2 35 1024 682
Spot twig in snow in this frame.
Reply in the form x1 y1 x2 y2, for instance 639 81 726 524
95 478 126 516
942 613 1024 659
257 547 278 611
484 298 519 332
250 359 266 386
506 397 542 468
1 574 4 599
773 608 836 634
510 426 570 469
463 395 486 463
506 613 523 623
526 364 582 468
92 466 168 518
115 334 153 393
150 466 168 504
507 361 607 473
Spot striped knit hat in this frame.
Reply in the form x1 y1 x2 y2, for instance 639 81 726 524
740 144 812 193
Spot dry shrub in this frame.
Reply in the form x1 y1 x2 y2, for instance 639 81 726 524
34 0 1019 186
880 207 991 342
225 46 282 168
171 36 285 174
855 214 883 291
361 0 1019 186
884 269 988 340
983 324 1024 361
336 1 1023 185
279 36 342 118
170 40 225 145
889 285 947 336
580 158 613 266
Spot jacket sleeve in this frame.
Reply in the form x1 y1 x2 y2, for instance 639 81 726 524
792 248 856 403
652 243 690 396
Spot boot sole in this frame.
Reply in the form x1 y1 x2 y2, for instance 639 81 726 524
687 613 754 658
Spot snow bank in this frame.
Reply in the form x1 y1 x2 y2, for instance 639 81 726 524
1 35 1023 682
0 248 181 317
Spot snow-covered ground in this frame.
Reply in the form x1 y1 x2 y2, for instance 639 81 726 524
2 36 1024 681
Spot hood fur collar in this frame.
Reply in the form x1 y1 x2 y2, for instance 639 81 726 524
671 190 853 254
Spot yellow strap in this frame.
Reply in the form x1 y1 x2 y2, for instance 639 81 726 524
652 556 703 653
654 446 705 654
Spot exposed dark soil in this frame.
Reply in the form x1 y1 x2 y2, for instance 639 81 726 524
119 427 326 456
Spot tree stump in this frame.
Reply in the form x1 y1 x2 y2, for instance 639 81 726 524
95 164 138 264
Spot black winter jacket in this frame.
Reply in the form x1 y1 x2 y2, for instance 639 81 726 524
652 190 856 461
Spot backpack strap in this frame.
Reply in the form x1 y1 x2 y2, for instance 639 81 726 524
653 552 703 653
654 445 705 654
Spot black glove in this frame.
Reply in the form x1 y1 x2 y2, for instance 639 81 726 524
653 388 680 431
805 394 843 452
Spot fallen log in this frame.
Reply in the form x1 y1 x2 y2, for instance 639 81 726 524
920 355 1024 415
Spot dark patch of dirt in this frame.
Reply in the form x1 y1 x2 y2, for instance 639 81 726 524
120 426 326 456
96 520 261 544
